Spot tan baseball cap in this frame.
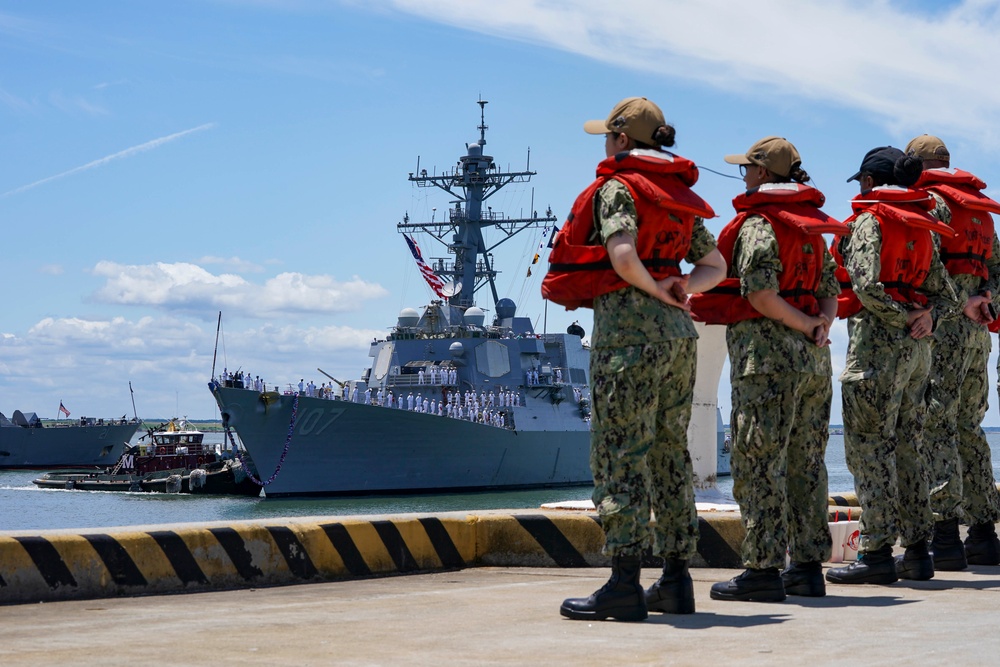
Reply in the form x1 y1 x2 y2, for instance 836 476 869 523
584 97 666 146
724 136 801 178
906 134 950 164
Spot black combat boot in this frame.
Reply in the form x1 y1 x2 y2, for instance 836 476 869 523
780 561 826 597
965 522 1000 566
560 555 647 621
895 540 934 580
825 545 897 585
645 558 695 614
931 518 968 571
710 567 786 602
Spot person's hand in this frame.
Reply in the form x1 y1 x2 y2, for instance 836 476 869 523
964 292 995 325
906 306 933 339
811 313 832 347
655 275 691 310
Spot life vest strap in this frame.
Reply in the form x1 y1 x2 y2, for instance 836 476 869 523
548 257 681 273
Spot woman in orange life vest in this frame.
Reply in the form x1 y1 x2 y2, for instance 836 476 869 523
825 147 961 587
554 97 725 622
905 134 1000 571
689 137 843 603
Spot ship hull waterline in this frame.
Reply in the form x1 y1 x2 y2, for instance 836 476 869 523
213 386 593 498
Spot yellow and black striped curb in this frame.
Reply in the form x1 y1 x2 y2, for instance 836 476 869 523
0 512 746 605
0 508 864 606
829 492 861 507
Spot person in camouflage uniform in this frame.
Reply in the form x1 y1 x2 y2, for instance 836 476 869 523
907 134 1000 570
704 138 838 602
557 98 725 621
826 147 961 586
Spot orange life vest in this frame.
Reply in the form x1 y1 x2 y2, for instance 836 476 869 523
690 183 847 324
914 168 1000 280
834 187 957 319
541 150 715 310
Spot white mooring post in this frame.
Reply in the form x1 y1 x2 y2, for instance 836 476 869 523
687 322 728 491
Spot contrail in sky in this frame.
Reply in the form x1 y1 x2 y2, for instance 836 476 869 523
0 122 217 198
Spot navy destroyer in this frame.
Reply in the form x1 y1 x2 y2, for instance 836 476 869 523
0 410 139 469
209 101 593 497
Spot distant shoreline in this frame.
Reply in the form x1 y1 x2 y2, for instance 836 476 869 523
39 418 226 432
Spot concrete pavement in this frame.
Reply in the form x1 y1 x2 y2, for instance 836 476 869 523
2 562 998 666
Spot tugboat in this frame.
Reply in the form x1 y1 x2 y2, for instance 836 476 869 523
210 101 593 497
32 418 261 496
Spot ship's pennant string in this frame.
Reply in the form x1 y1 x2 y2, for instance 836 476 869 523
230 394 298 486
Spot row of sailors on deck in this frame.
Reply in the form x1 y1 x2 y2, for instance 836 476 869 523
339 386 513 428
222 369 266 392
525 368 563 386
416 367 458 385
297 380 526 415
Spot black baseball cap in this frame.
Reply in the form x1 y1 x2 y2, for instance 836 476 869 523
846 146 904 183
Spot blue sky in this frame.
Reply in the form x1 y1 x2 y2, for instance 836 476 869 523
2 0 1000 423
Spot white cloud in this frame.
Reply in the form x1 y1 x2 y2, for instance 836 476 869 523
38 264 64 275
380 0 1000 147
90 261 389 317
197 256 267 273
0 314 382 418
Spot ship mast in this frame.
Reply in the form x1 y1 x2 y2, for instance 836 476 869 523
399 99 557 310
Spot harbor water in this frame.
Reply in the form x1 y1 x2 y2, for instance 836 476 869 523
4 432 1000 532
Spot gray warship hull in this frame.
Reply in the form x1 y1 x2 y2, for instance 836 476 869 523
213 381 592 498
0 422 139 469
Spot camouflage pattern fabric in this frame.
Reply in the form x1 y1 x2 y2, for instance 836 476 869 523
839 212 960 552
730 373 833 568
926 338 1000 524
588 178 714 559
725 216 834 568
589 338 699 559
841 328 934 552
591 179 717 349
727 214 839 378
923 193 1000 524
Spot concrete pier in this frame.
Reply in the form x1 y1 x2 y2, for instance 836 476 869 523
2 561 999 665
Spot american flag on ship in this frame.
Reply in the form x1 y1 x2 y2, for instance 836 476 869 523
403 234 446 298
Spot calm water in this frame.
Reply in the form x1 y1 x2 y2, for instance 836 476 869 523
3 433 1000 532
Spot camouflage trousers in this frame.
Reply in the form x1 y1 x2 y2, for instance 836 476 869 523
730 372 833 570
926 341 1000 524
842 338 933 553
589 338 699 560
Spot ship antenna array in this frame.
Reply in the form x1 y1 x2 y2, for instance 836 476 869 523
478 98 488 145
399 100 558 308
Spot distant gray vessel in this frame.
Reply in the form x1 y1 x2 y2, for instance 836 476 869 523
0 410 138 469
210 101 593 497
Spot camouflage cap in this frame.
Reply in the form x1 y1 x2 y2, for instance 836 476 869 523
584 97 666 146
905 134 950 164
724 136 801 178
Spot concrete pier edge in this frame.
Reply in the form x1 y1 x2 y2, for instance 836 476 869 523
0 491 868 606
